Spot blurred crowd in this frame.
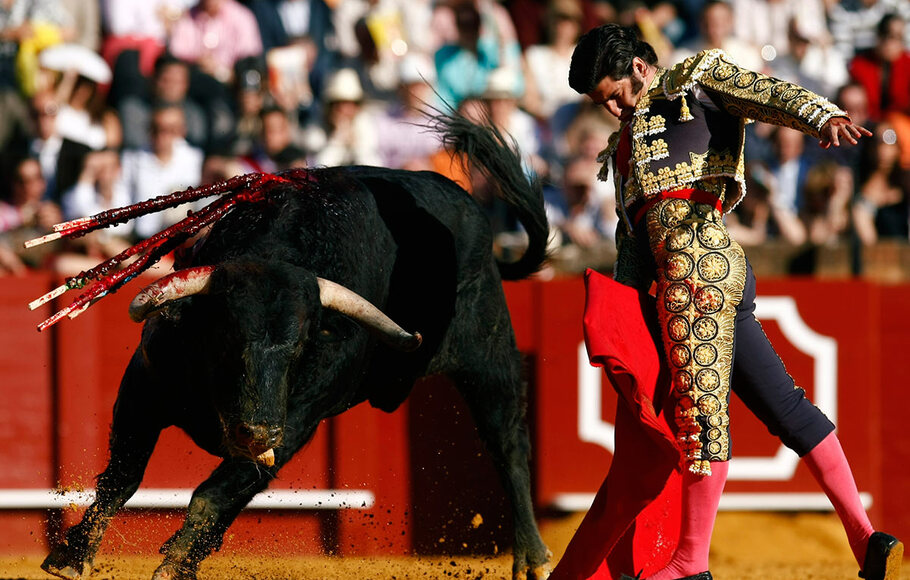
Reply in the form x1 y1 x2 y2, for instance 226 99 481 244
0 0 908 278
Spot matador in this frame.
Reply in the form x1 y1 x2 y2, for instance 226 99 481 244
550 23 903 580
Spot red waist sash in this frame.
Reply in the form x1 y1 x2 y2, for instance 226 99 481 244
632 188 723 227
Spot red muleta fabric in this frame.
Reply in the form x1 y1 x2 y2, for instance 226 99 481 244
550 269 683 579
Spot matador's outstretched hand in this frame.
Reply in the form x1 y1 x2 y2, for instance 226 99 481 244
819 117 873 149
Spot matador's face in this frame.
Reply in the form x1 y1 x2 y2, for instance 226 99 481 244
586 57 649 122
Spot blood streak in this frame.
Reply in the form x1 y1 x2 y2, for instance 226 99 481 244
29 170 306 331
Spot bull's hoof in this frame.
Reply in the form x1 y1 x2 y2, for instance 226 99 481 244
514 547 553 580
151 561 198 580
41 544 92 579
515 564 552 580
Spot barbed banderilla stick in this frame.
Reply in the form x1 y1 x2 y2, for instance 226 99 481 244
28 172 290 331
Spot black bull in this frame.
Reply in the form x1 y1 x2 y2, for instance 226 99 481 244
42 115 553 580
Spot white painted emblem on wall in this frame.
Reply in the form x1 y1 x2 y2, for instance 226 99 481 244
557 296 857 512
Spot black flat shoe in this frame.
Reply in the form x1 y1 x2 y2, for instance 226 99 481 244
619 572 712 580
860 531 903 580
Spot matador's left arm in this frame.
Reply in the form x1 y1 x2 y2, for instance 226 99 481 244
662 49 849 139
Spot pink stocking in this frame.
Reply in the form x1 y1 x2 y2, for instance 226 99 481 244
649 461 729 580
802 431 873 567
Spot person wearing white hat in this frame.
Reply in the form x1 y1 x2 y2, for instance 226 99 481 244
306 68 381 167
481 67 543 178
374 53 442 170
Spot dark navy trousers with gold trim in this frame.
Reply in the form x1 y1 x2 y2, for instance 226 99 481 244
731 260 835 457
630 199 835 475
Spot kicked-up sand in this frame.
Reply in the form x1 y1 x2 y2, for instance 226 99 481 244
1 512 907 579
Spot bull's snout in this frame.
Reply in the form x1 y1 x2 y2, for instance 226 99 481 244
229 423 283 466
233 423 283 450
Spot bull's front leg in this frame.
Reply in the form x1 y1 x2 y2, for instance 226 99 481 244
151 453 281 579
43 357 162 579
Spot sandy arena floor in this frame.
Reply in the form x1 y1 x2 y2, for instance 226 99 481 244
1 512 907 579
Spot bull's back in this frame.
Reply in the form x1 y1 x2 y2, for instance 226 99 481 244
193 169 400 294
341 166 494 266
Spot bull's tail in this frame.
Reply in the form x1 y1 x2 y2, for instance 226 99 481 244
432 112 549 281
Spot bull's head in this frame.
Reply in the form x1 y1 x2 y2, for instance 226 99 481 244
129 262 421 466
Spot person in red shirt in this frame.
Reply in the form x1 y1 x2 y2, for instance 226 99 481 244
849 13 910 122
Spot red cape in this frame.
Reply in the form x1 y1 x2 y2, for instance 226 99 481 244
550 269 682 580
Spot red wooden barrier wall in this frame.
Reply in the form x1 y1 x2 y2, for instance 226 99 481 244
527 276 907 543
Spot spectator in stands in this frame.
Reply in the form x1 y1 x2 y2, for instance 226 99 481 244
305 67 380 167
799 161 854 247
200 150 243 185
503 0 548 50
0 157 61 270
0 157 54 232
822 81 873 170
829 0 910 60
103 0 190 46
548 98 617 172
521 0 584 120
61 0 100 51
101 0 190 78
240 105 306 173
118 53 208 151
626 0 680 65
559 106 618 241
248 0 334 53
55 149 133 275
853 122 909 244
332 0 435 98
52 63 122 200
546 155 617 249
121 104 204 239
766 126 812 216
249 0 335 125
731 0 827 60
429 95 484 193
768 19 847 99
375 53 442 171
837 81 873 131
231 59 268 157
434 0 524 109
55 69 120 153
169 0 263 84
27 90 62 192
724 162 807 246
0 0 73 91
671 0 763 74
482 66 544 176
0 0 71 155
60 150 131 232
849 13 910 123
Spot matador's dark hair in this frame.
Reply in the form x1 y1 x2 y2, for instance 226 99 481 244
568 24 658 94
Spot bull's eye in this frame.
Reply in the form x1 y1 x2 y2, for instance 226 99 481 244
316 314 357 343
317 326 344 343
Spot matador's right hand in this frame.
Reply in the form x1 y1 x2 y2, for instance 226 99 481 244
819 117 873 149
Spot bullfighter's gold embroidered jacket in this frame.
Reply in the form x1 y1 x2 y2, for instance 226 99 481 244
599 49 847 228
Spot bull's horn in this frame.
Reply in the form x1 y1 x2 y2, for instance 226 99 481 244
317 278 422 352
129 265 216 322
